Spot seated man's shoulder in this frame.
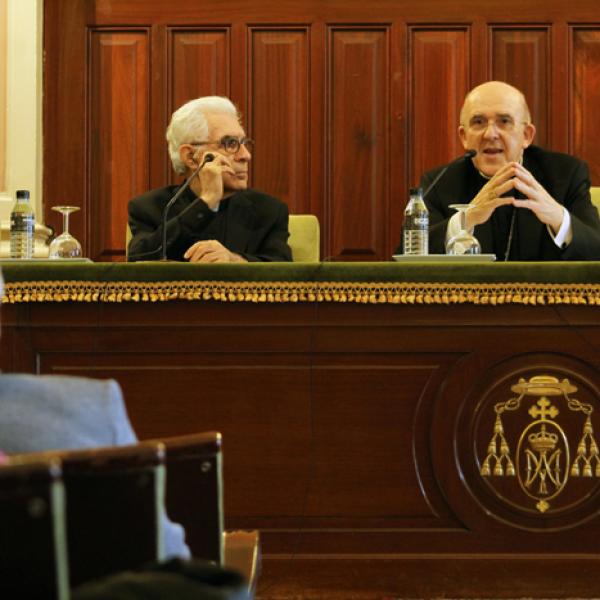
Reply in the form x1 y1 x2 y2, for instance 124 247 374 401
528 145 585 171
129 185 179 208
0 373 120 402
423 157 471 185
0 375 131 453
241 189 287 212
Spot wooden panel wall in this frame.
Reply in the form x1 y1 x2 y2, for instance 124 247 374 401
44 0 600 261
250 28 309 214
409 27 468 189
89 30 150 260
572 28 600 185
328 28 389 259
491 28 550 148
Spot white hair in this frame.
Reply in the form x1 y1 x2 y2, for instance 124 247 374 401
166 96 239 175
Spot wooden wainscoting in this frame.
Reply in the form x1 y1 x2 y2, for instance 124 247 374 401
4 295 600 597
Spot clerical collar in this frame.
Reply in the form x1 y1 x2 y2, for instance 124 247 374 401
477 155 524 180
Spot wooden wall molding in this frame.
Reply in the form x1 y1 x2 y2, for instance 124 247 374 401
89 28 150 260
249 27 310 214
408 26 469 188
490 27 550 148
571 27 600 184
327 26 389 259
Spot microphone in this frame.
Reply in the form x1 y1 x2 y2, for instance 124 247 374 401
160 153 215 261
422 149 476 199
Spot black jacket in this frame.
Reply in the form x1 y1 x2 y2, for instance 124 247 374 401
400 146 600 260
128 186 292 262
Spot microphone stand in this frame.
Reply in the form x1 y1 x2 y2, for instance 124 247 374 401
160 153 215 261
422 149 477 198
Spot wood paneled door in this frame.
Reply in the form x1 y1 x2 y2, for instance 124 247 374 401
44 0 600 261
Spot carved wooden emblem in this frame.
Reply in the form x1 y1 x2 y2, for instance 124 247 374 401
480 375 599 513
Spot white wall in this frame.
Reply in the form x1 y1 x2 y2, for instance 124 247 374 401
0 0 43 223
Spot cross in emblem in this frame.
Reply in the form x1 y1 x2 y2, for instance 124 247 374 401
528 397 559 421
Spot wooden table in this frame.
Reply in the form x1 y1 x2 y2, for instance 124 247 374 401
3 262 600 598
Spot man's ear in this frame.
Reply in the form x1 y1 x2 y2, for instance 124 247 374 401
523 123 536 149
179 145 198 170
458 125 468 149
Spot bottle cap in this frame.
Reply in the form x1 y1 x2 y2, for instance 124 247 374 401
16 190 30 200
409 187 423 196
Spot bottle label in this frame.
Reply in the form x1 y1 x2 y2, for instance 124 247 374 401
10 213 34 233
404 212 429 230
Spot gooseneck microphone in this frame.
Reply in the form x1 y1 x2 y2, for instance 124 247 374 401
160 153 215 261
422 149 477 199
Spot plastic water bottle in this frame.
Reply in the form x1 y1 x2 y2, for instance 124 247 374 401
10 190 35 259
402 187 428 255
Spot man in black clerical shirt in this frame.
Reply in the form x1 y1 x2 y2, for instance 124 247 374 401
128 96 292 262
401 81 600 260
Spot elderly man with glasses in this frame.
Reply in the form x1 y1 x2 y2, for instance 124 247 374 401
402 81 600 260
128 96 292 262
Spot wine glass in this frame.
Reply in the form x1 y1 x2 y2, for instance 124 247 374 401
445 204 481 255
49 206 83 259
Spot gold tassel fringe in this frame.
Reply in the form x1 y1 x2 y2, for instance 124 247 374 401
3 280 600 306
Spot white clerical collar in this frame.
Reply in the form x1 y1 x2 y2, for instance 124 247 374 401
477 155 524 180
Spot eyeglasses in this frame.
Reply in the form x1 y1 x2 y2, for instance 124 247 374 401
189 135 254 155
465 115 528 132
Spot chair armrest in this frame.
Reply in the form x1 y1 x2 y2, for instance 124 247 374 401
223 530 260 593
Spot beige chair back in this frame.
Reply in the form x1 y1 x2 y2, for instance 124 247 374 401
126 222 132 260
288 214 320 262
590 186 600 216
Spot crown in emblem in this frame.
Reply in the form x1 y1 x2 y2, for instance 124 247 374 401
528 427 558 452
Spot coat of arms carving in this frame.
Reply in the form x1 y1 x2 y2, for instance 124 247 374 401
480 375 600 513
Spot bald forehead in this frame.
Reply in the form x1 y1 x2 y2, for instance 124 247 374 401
460 82 530 124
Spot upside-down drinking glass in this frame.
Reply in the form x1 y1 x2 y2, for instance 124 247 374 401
445 204 481 255
48 206 83 259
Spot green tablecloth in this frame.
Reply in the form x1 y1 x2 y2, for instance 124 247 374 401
2 261 600 305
